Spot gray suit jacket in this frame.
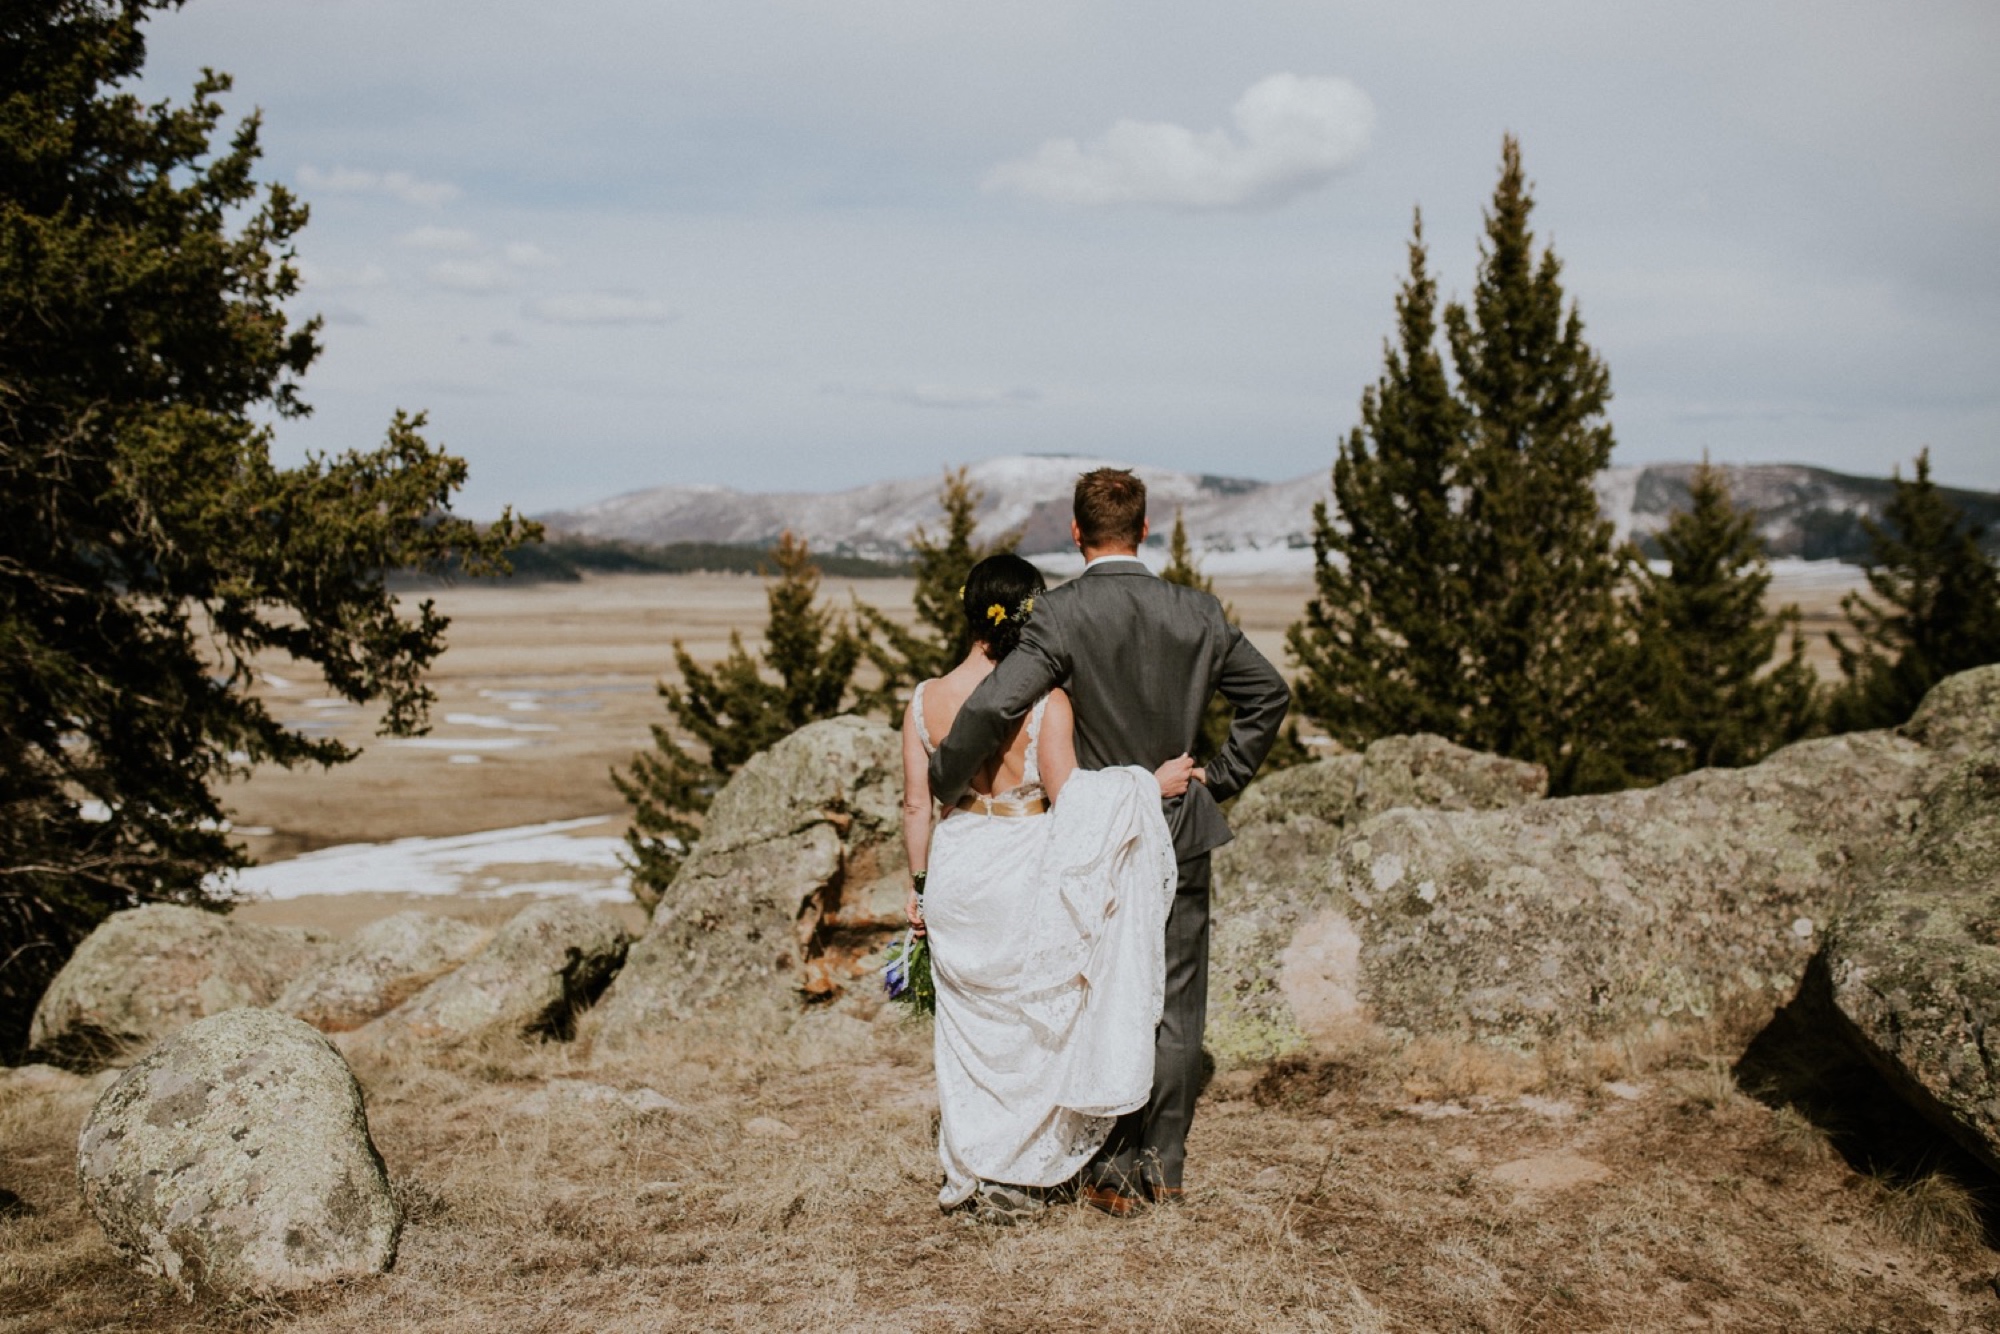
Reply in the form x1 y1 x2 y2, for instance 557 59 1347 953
928 560 1290 863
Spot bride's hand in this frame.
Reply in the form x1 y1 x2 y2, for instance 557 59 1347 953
905 885 926 938
1154 752 1197 799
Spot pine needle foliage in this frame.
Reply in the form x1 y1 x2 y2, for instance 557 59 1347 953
1826 449 2000 732
0 1 533 1057
1626 461 1819 778
616 532 861 903
1290 139 1635 793
854 467 1017 714
1288 212 1472 748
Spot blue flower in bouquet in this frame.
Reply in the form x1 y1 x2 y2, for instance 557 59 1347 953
881 931 934 1016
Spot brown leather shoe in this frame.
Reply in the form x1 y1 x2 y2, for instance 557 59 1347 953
1078 1183 1142 1218
1145 1184 1186 1205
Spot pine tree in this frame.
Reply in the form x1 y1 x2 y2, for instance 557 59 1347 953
616 532 860 903
855 467 1016 713
1441 137 1635 794
1826 449 2000 731
1288 211 1471 748
0 1 532 1056
1626 461 1819 778
1289 139 1634 793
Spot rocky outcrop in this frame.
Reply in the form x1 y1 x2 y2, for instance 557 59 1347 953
592 716 906 1038
354 901 626 1048
76 1008 397 1297
1210 712 1949 1060
29 906 330 1071
1208 737 1548 1062
1823 666 2000 1169
275 912 490 1033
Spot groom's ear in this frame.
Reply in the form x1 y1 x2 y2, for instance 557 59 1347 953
1070 518 1083 550
1140 518 1151 543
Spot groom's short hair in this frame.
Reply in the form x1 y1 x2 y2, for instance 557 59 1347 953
1074 468 1147 549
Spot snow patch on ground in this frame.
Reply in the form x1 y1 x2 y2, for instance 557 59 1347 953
218 815 632 904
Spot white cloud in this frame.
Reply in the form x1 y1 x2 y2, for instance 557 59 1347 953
526 292 675 326
295 259 388 291
984 73 1374 211
297 165 460 207
399 225 482 251
504 242 557 268
426 260 510 293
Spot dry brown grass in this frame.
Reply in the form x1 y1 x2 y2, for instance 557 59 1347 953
5 1006 1998 1334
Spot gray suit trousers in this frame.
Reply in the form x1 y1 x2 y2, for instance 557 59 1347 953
1090 851 1210 1192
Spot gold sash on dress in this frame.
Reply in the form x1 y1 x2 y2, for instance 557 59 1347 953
952 792 1049 818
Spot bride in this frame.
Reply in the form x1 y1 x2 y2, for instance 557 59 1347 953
900 552 1195 1221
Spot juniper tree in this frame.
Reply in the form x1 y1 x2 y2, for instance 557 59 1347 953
1288 212 1471 748
1825 449 2000 731
855 467 1016 714
0 0 532 1056
616 531 860 902
1626 461 1819 778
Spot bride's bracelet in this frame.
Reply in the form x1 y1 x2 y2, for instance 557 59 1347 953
912 870 927 896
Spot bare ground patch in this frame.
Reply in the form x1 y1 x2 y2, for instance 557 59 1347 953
5 1006 1997 1333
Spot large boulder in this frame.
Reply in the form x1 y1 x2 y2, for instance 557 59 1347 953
1208 737 1547 1062
30 906 330 1071
593 715 906 1038
76 1008 398 1297
275 911 490 1032
1824 667 2000 1169
1212 713 1944 1060
354 900 627 1048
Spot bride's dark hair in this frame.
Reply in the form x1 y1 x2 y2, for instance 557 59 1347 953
963 552 1047 661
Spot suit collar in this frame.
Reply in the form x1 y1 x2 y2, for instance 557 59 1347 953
1080 554 1152 576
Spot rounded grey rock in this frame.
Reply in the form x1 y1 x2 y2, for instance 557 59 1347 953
275 911 490 1033
76 1008 398 1297
30 905 330 1071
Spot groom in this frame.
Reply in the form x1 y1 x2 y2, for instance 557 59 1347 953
929 467 1290 1214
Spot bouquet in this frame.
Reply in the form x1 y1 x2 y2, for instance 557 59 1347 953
882 930 934 1016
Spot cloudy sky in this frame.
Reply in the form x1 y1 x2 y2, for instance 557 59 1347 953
139 0 2000 516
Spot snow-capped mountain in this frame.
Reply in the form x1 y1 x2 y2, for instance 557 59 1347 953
541 455 2000 565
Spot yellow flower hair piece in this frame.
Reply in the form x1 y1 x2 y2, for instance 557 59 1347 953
986 603 1007 625
1020 596 1035 616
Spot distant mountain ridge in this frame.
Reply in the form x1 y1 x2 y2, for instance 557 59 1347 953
541 455 2000 565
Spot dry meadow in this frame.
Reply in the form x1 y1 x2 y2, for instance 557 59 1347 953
10 564 1990 1333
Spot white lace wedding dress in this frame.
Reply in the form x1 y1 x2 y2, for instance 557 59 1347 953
912 683 1179 1208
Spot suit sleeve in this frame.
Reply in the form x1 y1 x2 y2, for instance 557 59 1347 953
927 609 1068 808
1200 620 1290 803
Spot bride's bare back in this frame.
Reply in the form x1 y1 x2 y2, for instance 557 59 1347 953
916 667 1064 800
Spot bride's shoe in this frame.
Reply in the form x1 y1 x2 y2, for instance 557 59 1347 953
964 1181 1048 1227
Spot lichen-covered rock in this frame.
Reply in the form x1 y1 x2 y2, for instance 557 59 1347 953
592 715 906 1037
1209 712 1944 1061
1826 736 2000 1170
356 900 626 1047
1208 737 1546 1064
30 906 330 1071
1901 663 2000 756
76 1008 397 1297
275 912 490 1032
